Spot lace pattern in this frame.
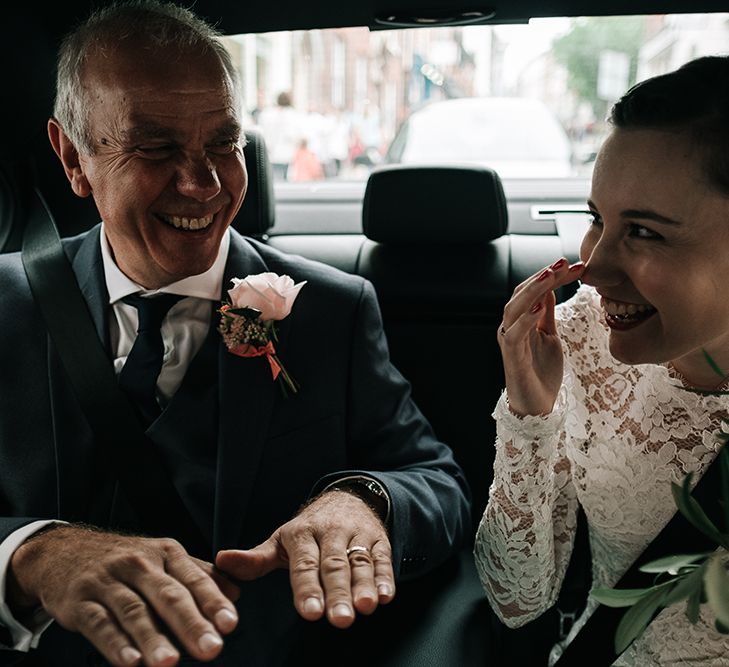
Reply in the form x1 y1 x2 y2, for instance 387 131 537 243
474 284 729 665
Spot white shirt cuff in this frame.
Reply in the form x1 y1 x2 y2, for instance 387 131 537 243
0 520 63 651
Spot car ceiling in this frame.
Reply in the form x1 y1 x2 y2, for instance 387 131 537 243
11 0 729 38
197 0 729 34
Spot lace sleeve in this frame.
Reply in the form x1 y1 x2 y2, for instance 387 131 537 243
474 386 579 628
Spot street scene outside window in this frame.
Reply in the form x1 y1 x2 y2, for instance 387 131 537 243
221 13 729 182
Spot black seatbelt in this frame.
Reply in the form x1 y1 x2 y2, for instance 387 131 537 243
21 187 209 559
555 444 724 665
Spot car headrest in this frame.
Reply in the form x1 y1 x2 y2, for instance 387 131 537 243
362 165 508 244
232 127 275 237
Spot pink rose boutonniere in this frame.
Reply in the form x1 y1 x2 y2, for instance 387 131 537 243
218 272 306 395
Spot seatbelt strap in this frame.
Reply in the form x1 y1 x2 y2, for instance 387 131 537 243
21 187 209 559
555 444 724 665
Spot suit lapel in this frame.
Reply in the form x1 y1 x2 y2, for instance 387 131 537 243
213 233 279 551
47 226 112 522
70 225 111 349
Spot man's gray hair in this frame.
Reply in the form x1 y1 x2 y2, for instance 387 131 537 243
54 0 241 155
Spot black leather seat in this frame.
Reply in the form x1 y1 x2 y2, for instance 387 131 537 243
358 164 511 527
284 165 514 666
232 127 276 238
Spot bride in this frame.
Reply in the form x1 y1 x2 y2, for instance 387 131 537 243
474 55 729 666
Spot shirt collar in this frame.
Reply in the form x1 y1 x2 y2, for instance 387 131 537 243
100 222 231 305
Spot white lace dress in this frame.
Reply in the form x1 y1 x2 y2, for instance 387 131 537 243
474 284 729 666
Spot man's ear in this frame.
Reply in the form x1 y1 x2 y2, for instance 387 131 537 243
47 118 92 198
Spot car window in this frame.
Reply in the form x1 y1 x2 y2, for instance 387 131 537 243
222 12 729 186
385 97 573 177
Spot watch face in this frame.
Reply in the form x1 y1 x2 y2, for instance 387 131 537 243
352 478 385 497
365 480 386 497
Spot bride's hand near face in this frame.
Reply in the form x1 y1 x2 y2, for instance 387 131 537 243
498 258 585 416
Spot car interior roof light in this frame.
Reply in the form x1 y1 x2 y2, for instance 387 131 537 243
373 9 497 28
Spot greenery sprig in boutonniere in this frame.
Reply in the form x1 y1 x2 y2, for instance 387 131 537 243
218 272 306 396
591 350 729 654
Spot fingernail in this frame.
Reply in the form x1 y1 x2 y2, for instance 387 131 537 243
354 590 377 605
538 269 551 281
120 647 141 665
303 597 323 614
569 261 585 272
530 302 543 314
331 603 353 619
151 646 178 665
198 632 223 653
378 583 393 597
214 608 238 632
550 258 567 270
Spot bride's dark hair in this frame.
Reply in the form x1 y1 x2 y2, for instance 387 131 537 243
610 55 729 196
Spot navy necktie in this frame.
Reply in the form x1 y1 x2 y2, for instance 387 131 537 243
118 293 184 426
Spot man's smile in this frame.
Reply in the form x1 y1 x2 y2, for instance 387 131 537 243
158 213 214 231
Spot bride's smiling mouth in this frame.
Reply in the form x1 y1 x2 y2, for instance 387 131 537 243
600 296 657 331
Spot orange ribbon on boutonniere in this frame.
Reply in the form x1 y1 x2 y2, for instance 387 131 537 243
218 272 306 396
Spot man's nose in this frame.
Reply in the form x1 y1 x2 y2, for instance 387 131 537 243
175 153 221 201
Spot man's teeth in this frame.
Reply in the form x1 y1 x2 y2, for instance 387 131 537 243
163 214 214 230
602 298 656 320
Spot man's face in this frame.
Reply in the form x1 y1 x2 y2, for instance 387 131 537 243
73 40 247 288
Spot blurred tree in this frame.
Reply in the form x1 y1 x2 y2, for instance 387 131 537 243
553 16 646 122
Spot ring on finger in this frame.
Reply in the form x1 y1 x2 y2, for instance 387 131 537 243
346 545 370 556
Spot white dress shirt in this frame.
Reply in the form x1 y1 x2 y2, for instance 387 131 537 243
0 224 231 651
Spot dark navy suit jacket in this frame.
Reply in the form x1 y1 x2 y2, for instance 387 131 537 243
0 225 470 665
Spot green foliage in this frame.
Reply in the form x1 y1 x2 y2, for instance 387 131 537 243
552 16 646 120
671 474 728 549
639 553 708 574
590 447 729 654
591 585 666 608
704 349 726 380
613 584 671 654
590 353 729 653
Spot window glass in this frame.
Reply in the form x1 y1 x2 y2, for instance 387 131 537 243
222 13 729 182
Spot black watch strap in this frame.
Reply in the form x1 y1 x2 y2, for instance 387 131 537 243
326 476 391 524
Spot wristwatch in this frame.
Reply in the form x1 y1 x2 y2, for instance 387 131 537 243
326 475 391 524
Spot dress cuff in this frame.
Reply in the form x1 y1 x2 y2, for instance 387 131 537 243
493 387 567 439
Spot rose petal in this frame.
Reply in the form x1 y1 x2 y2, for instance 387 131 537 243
227 273 306 321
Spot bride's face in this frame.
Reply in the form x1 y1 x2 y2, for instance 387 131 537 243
580 127 729 386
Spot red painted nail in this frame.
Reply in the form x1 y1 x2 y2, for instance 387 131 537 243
538 269 551 281
550 258 567 270
568 261 585 272
530 302 543 314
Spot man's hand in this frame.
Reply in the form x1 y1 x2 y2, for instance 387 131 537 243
7 525 240 667
215 490 395 628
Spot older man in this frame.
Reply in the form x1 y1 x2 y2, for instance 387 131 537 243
0 2 470 666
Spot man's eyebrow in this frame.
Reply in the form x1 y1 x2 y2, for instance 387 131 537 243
121 125 174 143
587 200 682 226
121 122 242 143
211 121 243 138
